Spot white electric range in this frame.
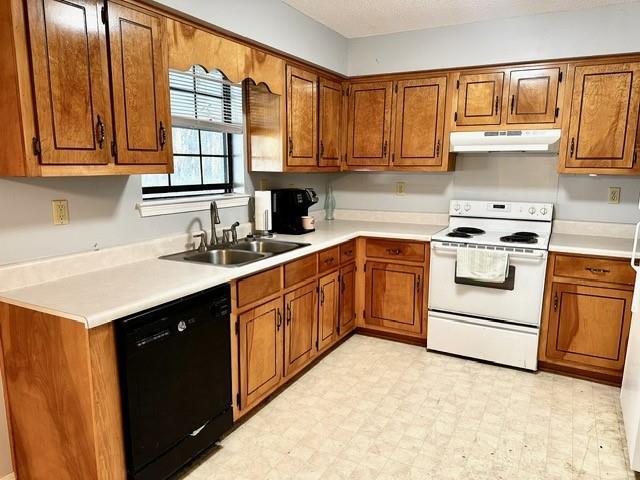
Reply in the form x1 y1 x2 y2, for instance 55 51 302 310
428 200 554 371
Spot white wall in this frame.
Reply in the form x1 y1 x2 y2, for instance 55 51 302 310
348 2 640 75
328 155 640 224
154 0 348 74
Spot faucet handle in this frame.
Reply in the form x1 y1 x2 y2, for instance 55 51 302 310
193 231 208 252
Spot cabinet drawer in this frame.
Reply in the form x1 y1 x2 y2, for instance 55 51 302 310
553 255 635 286
318 247 340 273
340 241 356 263
366 239 425 263
237 267 282 308
284 254 318 288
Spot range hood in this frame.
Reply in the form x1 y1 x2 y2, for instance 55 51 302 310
450 129 561 153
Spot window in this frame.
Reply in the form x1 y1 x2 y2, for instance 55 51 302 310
142 66 243 198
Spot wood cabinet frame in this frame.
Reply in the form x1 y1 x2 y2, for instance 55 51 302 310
538 252 635 384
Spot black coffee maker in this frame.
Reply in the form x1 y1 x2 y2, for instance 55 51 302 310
271 188 319 234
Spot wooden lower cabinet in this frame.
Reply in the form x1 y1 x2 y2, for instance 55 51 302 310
364 261 424 336
539 252 635 384
338 263 356 335
284 281 318 377
318 271 339 352
238 297 284 411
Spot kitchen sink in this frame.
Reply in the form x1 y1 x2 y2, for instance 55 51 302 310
160 238 310 267
233 238 309 254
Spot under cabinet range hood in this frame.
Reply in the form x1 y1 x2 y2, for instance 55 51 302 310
450 129 561 153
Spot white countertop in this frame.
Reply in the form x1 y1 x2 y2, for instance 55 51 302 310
549 233 636 259
0 220 445 329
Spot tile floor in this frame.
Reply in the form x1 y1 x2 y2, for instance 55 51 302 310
182 335 638 480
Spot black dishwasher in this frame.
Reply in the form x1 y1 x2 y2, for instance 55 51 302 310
116 284 233 480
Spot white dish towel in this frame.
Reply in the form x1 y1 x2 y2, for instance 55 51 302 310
456 248 509 283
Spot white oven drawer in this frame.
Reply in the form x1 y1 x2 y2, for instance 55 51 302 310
429 242 548 326
427 312 539 370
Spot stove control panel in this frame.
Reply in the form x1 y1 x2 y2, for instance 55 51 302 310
450 200 553 221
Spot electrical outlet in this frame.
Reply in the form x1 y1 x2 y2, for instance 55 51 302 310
395 182 406 196
52 200 69 225
608 187 621 204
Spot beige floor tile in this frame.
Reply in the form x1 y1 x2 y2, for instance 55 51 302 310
181 335 635 480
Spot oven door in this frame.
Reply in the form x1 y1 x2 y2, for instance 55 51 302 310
429 242 548 326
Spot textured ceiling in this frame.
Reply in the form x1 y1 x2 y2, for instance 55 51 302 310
282 0 638 38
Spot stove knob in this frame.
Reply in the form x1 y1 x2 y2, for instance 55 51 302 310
528 207 536 215
463 203 471 212
540 207 548 215
453 202 461 212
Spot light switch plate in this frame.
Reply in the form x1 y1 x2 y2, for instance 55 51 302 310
52 199 69 225
608 187 621 204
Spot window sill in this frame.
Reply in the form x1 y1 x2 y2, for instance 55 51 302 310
137 193 251 217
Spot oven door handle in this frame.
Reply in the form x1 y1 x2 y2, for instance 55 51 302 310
432 244 545 261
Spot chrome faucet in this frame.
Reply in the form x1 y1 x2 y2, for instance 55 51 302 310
193 231 208 253
223 221 240 245
209 201 221 247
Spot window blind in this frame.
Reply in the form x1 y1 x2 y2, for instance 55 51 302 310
169 66 244 135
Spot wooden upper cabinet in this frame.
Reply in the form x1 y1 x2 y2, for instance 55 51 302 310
284 282 318 377
506 67 562 124
347 81 393 167
318 271 339 352
546 283 632 372
562 62 640 171
286 65 318 167
27 0 112 165
108 1 172 165
238 297 283 411
393 77 447 167
455 72 504 126
365 261 424 335
318 78 342 167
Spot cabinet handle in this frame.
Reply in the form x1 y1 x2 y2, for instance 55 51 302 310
319 140 324 158
585 267 610 274
96 115 105 149
569 137 575 158
553 292 558 312
159 121 167 150
383 140 388 157
344 249 353 257
494 96 499 115
286 303 291 325
341 277 346 294
277 308 282 330
510 95 515 114
323 257 335 264
417 274 421 292
436 139 441 158
288 136 293 156
385 248 402 255
320 287 325 306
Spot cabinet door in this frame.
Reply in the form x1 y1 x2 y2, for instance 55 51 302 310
318 271 339 352
238 297 284 411
564 62 640 169
284 281 318 377
506 67 561 124
393 77 447 167
27 0 112 165
347 82 393 166
339 263 356 335
318 78 341 167
108 1 172 165
365 261 424 335
286 66 318 167
456 72 504 126
546 283 633 372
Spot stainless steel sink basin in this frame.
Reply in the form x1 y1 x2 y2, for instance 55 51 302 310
160 237 310 267
233 239 309 254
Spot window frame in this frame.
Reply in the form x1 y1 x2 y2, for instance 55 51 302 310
142 67 237 198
